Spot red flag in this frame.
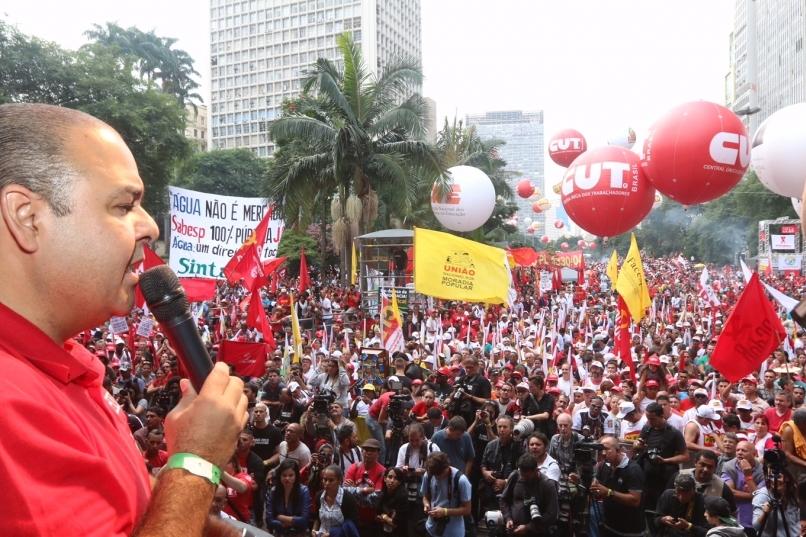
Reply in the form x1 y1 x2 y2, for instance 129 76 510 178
135 244 166 308
508 247 540 267
577 255 586 285
223 244 263 290
222 207 273 288
178 277 218 303
247 288 276 351
615 295 636 382
710 273 786 382
217 340 267 378
298 249 311 294
253 256 287 289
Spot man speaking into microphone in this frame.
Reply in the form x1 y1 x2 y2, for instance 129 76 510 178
0 103 248 537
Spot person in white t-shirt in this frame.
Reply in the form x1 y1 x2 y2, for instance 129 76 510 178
556 363 573 396
657 394 686 433
616 401 647 446
273 423 312 469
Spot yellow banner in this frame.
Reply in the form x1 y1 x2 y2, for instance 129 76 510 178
616 234 651 323
290 294 303 363
414 227 511 304
351 240 358 286
607 250 619 284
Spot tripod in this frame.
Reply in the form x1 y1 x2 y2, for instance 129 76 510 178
757 469 793 537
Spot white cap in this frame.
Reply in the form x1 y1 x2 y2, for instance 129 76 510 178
288 381 300 392
516 382 530 391
590 360 604 370
694 388 709 397
708 399 725 413
332 350 343 358
617 401 636 419
736 399 753 411
695 405 718 420
659 355 671 364
388 375 400 383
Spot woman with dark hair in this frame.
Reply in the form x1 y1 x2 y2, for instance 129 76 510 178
752 468 799 537
373 467 409 537
313 464 360 537
310 358 351 408
265 459 310 536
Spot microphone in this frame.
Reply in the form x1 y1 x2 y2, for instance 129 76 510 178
139 265 213 392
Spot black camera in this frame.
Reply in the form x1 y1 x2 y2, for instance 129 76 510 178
388 393 410 430
574 441 605 491
646 447 664 464
763 435 787 474
446 383 472 415
312 390 336 416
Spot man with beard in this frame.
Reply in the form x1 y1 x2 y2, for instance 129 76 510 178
634 403 688 511
249 403 283 468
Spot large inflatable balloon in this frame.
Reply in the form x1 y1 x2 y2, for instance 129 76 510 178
792 198 803 218
549 129 587 167
562 146 655 237
540 235 550 244
554 220 564 229
588 241 597 250
516 179 535 198
608 127 637 149
641 101 748 205
560 242 569 251
752 103 806 199
431 165 496 231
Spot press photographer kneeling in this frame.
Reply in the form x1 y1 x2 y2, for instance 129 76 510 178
499 453 558 536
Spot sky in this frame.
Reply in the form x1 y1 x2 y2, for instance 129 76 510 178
4 0 734 190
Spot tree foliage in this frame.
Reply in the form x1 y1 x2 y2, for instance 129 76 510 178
176 149 268 197
277 228 321 277
0 20 195 215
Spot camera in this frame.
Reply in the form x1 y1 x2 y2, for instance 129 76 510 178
523 497 542 521
763 435 787 475
312 390 336 416
646 447 664 464
388 393 410 431
484 510 503 528
574 441 605 491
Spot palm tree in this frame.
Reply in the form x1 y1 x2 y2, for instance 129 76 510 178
267 33 444 275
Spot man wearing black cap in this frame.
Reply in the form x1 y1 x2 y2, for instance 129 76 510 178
654 473 709 537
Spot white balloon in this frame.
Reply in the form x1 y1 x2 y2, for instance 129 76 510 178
753 103 806 199
430 165 496 232
523 216 533 225
792 197 803 218
607 127 637 149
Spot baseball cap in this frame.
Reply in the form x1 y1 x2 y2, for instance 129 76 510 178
437 367 452 376
516 382 530 391
736 399 753 411
693 388 709 397
362 383 376 392
387 375 400 383
617 401 636 419
645 380 659 388
741 375 758 385
695 405 718 420
287 381 300 392
708 399 725 413
590 360 604 370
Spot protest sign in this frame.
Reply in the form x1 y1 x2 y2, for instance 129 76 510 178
168 186 284 278
109 316 129 334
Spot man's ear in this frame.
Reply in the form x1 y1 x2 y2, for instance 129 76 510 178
0 184 47 253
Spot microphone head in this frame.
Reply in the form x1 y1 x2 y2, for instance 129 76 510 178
139 265 189 322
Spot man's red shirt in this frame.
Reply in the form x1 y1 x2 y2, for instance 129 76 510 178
0 303 151 536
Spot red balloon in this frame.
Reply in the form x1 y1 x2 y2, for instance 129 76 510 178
526 228 535 234
554 220 564 229
549 129 587 167
540 235 550 244
531 201 544 214
560 242 569 251
577 239 586 248
516 179 535 198
588 242 597 250
561 146 655 237
641 101 749 205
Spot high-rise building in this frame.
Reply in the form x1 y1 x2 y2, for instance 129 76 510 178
465 110 545 234
209 0 422 157
727 0 806 135
185 104 209 151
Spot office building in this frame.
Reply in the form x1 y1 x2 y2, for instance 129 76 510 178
209 0 422 156
185 104 209 151
465 110 545 234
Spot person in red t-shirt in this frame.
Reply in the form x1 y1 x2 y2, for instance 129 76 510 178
221 457 257 523
764 392 793 433
344 438 386 533
144 429 169 476
410 389 439 422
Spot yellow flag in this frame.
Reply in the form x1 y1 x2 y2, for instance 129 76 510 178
351 240 358 286
607 250 619 284
616 234 651 323
290 293 303 363
414 227 511 304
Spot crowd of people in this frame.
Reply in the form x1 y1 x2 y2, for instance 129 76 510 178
82 254 806 537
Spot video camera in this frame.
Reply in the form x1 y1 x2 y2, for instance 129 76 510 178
573 441 605 491
763 434 787 475
445 382 473 415
388 393 410 431
312 389 336 416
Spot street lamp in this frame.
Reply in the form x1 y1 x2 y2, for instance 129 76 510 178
734 106 761 117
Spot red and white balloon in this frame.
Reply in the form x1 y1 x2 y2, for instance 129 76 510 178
641 101 748 205
561 146 655 237
540 235 550 244
554 220 564 229
560 242 569 251
549 129 587 167
431 165 496 232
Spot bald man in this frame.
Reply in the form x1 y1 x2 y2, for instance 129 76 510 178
0 104 247 537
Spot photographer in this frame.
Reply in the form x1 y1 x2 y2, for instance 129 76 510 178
421 451 472 537
635 402 688 510
500 453 559 537
778 408 806 482
453 357 492 426
674 451 737 513
654 474 709 537
384 388 414 467
397 423 440 537
752 467 799 537
480 416 524 518
549 414 587 537
589 436 645 537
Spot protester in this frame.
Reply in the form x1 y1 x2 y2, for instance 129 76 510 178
265 460 311 536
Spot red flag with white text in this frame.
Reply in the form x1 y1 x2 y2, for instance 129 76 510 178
217 340 267 378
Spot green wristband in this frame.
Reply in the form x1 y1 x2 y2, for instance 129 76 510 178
166 453 221 485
